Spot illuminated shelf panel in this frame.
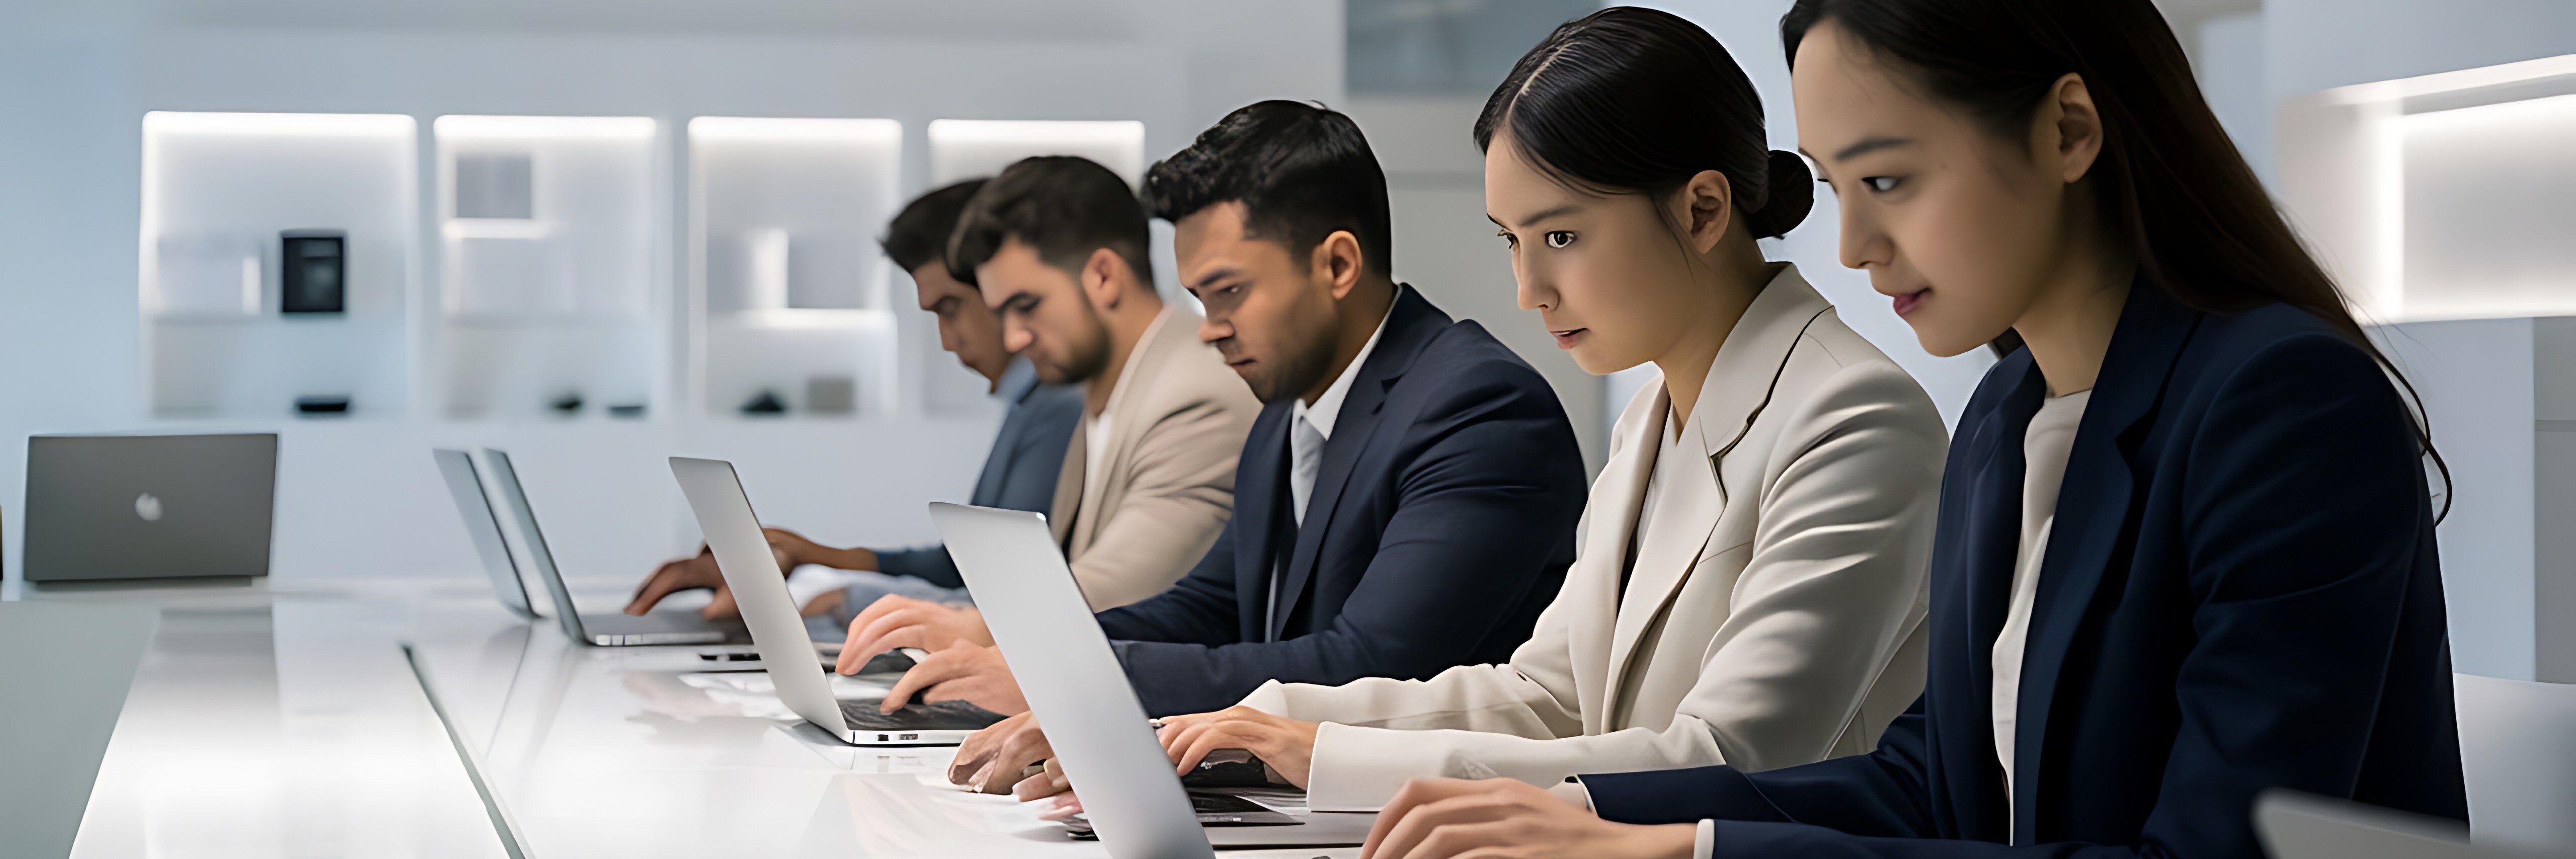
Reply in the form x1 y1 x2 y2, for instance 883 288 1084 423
430 115 664 420
2281 54 2576 323
925 119 1147 186
138 111 418 419
688 117 903 418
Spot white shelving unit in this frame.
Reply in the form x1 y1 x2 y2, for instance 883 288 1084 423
430 115 663 420
687 117 903 418
134 113 1161 428
139 111 419 419
2280 54 2576 323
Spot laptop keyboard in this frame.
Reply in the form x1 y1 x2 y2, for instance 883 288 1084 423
837 699 1008 731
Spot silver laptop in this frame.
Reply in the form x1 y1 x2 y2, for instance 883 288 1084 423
2254 790 2532 858
929 501 1381 851
24 433 278 582
447 448 749 647
668 457 1006 746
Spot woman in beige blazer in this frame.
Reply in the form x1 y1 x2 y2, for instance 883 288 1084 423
1143 7 1948 813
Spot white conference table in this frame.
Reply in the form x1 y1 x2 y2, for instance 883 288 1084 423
57 580 1360 858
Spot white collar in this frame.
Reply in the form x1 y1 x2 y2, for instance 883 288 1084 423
1291 305 1392 440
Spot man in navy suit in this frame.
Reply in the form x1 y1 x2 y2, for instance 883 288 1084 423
839 102 1589 791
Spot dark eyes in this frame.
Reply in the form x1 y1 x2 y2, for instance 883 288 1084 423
1495 229 1577 249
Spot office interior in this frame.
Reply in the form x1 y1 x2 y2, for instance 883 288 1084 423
1 0 2571 856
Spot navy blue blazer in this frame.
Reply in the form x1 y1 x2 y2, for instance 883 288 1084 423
1583 281 2465 857
1094 286 1588 717
875 359 1082 589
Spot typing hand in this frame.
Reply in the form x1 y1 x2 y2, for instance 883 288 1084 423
1359 777 1695 859
1034 776 1083 821
835 595 994 674
1154 706 1319 790
949 711 1062 795
628 529 812 620
878 643 1026 716
626 546 735 619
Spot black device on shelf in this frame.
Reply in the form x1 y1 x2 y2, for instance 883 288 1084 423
280 229 345 315
294 395 351 416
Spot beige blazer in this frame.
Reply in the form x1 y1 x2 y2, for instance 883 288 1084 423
1237 265 1948 810
1049 304 1262 610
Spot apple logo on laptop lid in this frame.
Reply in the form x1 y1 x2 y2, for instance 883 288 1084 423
134 493 163 522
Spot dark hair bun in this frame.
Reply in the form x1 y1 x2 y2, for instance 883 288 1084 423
1748 150 1813 239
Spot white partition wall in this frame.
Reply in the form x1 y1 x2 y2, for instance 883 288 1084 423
431 115 662 420
687 117 903 419
139 112 418 419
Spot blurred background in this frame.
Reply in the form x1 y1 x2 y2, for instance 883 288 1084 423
0 0 2571 682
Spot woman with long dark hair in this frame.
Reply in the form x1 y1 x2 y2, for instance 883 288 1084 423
1355 1 2463 857
1133 6 1951 812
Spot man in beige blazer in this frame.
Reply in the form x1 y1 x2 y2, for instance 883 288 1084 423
953 155 1260 611
1151 265 1947 812
625 160 1256 627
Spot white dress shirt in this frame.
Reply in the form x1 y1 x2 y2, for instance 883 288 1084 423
1991 388 2090 838
1286 309 1389 524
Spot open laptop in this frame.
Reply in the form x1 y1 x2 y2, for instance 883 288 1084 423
929 501 1381 850
436 448 748 647
2253 790 2538 859
24 433 278 582
669 456 1007 746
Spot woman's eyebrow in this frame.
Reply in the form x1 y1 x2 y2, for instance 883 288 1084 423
1830 136 1916 162
1505 203 1582 226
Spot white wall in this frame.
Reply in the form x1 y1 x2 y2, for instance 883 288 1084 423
0 0 1342 588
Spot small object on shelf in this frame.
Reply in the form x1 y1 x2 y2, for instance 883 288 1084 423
606 403 647 419
293 395 351 416
549 392 584 415
740 390 787 416
279 229 346 315
806 376 856 415
455 153 534 220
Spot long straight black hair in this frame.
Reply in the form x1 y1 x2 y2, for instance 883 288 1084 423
1782 0 2448 517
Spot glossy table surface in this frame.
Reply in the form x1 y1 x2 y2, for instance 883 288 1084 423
53 580 1358 858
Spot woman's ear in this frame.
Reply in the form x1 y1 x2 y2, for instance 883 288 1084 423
1676 169 1735 254
2044 72 2106 185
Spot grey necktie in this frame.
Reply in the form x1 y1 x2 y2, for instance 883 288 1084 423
1269 414 1329 642
1290 414 1326 525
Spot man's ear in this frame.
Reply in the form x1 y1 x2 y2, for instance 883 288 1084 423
2045 72 2105 185
1309 230 1366 300
1082 247 1124 312
1674 169 1734 254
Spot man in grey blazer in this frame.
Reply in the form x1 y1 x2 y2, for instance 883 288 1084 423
625 180 1086 622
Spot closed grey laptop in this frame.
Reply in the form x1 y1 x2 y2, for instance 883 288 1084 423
668 457 1005 745
471 449 749 648
24 433 277 582
929 501 1380 851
